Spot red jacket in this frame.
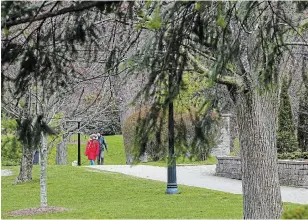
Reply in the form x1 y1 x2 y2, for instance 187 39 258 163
85 140 99 160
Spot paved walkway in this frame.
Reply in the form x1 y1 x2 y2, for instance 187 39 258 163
1 169 13 176
87 165 308 205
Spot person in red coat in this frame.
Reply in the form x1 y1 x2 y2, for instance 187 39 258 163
85 134 100 165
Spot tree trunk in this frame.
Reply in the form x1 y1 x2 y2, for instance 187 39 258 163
56 135 67 165
125 152 133 165
40 133 48 207
14 145 33 184
236 89 282 219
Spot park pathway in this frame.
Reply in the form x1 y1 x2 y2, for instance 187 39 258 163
87 165 308 205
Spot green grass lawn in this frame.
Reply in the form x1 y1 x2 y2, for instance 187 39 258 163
48 135 127 166
48 135 217 167
1 165 302 219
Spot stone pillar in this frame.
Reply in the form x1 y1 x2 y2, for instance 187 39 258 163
211 114 231 157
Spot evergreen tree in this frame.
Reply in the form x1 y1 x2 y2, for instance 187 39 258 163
298 73 308 152
277 77 299 153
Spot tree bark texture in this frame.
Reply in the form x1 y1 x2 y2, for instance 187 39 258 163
235 89 282 219
40 133 48 207
56 136 67 165
14 145 33 184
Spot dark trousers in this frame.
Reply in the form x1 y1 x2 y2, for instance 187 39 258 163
97 149 104 165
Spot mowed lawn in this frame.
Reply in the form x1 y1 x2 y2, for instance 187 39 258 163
48 135 127 166
2 135 304 218
1 166 303 219
47 135 217 166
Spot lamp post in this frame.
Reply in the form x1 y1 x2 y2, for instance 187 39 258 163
66 119 81 166
166 71 179 194
77 121 81 166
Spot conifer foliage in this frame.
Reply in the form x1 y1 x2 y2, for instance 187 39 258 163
298 73 308 152
277 77 299 153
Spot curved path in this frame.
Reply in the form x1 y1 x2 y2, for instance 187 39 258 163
87 165 308 205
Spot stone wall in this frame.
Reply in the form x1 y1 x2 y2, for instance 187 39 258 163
216 156 242 180
279 160 308 187
216 156 308 188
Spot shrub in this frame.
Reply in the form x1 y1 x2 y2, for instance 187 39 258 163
282 205 308 219
277 77 299 153
278 151 308 160
122 107 221 162
123 108 175 162
1 135 22 166
298 84 308 152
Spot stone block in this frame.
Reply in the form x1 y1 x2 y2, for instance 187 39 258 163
292 169 299 175
298 170 306 175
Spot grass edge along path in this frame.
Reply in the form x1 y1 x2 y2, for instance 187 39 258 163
1 165 303 219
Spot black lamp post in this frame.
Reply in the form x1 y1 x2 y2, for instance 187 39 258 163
77 121 81 166
166 71 179 194
66 119 81 166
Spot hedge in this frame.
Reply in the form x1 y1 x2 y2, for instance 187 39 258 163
122 108 220 162
277 151 308 160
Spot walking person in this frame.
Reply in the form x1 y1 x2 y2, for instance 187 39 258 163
85 134 99 165
97 133 108 165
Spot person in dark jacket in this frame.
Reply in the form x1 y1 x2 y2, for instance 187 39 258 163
97 133 108 165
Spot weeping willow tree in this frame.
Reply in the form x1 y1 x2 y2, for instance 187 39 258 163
125 1 308 219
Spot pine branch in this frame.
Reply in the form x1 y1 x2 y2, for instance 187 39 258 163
186 52 243 88
2 1 113 29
